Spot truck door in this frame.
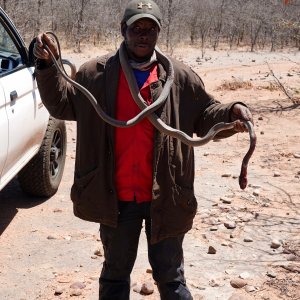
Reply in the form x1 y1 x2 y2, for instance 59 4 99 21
0 20 48 188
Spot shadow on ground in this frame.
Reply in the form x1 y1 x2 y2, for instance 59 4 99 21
0 177 48 235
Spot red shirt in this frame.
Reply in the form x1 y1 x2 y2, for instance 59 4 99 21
114 65 158 202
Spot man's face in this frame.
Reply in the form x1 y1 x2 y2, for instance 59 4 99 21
123 18 159 61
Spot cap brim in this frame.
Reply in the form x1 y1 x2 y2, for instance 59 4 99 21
126 14 161 29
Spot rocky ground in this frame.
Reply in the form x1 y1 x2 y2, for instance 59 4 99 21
0 46 299 300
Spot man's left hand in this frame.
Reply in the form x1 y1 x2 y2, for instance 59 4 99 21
230 104 253 133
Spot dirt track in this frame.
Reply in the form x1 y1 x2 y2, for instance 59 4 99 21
0 47 299 300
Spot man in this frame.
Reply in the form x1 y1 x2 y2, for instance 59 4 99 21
34 0 253 299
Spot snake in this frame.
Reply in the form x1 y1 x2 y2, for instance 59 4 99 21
40 32 256 189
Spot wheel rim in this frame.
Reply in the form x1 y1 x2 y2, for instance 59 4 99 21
50 129 63 178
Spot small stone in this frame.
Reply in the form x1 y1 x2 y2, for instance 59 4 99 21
271 239 281 249
146 268 153 274
224 222 236 229
91 255 98 259
53 208 62 213
57 276 71 283
203 152 209 156
253 189 260 197
47 235 58 240
220 196 232 204
208 246 217 254
70 282 86 289
267 271 277 278
65 236 71 241
258 116 263 120
209 279 220 287
89 276 98 281
210 226 218 231
243 237 253 243
54 288 64 295
221 242 229 246
239 272 250 279
141 282 154 295
245 285 256 292
230 278 248 288
273 172 281 177
94 249 103 256
132 282 142 293
293 153 300 158
70 289 82 296
222 173 232 178
260 131 264 135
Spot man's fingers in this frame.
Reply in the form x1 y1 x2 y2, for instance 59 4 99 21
234 120 249 133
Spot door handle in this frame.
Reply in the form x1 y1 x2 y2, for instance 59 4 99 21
10 90 18 101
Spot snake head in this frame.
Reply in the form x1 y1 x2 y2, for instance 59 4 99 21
239 176 247 190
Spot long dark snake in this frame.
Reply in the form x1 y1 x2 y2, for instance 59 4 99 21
40 32 256 189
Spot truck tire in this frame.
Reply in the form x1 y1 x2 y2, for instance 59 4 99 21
18 117 67 197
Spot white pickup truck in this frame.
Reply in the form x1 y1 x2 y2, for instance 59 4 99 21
0 7 67 197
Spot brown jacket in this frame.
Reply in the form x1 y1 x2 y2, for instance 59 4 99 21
36 50 237 243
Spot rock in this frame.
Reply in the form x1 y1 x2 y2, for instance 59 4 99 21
224 222 236 229
245 285 256 292
70 282 86 289
141 282 154 295
132 282 142 293
54 287 64 295
253 189 260 197
271 239 281 249
273 171 281 177
260 131 265 135
203 152 209 156
230 278 248 288
243 237 253 243
47 235 58 240
70 289 82 296
57 276 72 283
146 268 153 274
210 226 218 231
91 255 98 259
293 153 300 158
239 272 250 279
267 271 277 278
89 276 98 281
258 116 263 120
209 279 220 287
208 246 217 254
221 242 229 246
53 208 62 213
94 249 103 256
220 196 232 204
222 173 232 178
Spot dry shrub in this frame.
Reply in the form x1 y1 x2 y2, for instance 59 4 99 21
259 81 281 91
217 79 253 91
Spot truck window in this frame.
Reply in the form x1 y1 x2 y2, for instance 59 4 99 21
0 23 21 72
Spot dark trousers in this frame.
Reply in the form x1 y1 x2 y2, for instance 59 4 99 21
99 201 192 300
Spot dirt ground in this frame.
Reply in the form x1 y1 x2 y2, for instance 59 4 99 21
0 45 299 300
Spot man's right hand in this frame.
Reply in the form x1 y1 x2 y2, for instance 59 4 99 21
33 33 59 67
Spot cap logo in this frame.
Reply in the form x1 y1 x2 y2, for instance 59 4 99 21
137 2 152 9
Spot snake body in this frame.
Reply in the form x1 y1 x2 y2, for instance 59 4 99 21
41 32 256 189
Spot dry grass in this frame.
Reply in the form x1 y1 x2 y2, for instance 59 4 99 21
216 79 253 91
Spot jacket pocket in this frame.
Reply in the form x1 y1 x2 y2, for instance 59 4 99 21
172 183 197 212
71 168 99 203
